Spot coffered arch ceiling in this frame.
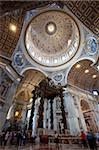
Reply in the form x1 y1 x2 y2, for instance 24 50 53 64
0 1 51 16
0 1 98 94
15 69 46 102
0 1 98 60
67 60 99 93
0 1 51 59
65 1 99 36
0 9 24 59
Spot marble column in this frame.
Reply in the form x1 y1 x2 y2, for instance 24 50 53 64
0 82 18 131
53 97 57 131
63 90 80 135
32 97 41 137
43 98 47 129
38 97 44 128
50 99 53 129
48 100 51 130
21 104 27 124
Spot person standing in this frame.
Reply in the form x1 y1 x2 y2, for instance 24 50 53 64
54 131 61 150
80 131 88 148
95 131 99 145
16 130 22 146
10 131 14 145
0 132 5 146
87 130 97 150
4 131 9 146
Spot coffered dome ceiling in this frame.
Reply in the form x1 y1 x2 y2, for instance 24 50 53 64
0 2 98 94
25 10 80 67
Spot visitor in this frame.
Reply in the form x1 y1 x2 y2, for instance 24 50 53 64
80 131 88 148
86 130 97 150
22 132 26 146
4 131 9 146
10 131 14 145
16 130 22 146
0 131 5 146
95 131 99 145
55 131 60 149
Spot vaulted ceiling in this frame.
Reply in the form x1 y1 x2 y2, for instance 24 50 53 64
0 1 51 59
0 1 99 95
15 69 46 101
0 1 98 59
0 9 24 59
67 60 99 93
65 1 99 36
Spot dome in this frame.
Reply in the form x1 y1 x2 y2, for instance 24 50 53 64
25 10 80 67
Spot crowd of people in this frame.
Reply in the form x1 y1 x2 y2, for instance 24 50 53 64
0 129 99 150
0 130 29 147
80 130 99 150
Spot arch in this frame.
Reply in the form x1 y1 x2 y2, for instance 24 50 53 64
65 57 95 84
15 68 47 102
20 66 48 77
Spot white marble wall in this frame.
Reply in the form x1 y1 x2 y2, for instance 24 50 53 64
64 86 99 133
63 90 80 135
75 95 87 132
0 82 18 131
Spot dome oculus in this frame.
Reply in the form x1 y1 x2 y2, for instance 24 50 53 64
45 22 57 35
25 10 80 67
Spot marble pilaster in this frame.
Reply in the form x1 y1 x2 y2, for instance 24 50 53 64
76 96 87 131
0 82 18 131
63 90 80 135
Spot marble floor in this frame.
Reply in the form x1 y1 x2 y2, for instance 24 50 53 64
0 143 94 150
